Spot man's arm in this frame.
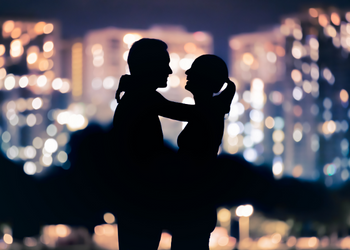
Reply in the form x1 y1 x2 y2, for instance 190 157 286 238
155 92 197 121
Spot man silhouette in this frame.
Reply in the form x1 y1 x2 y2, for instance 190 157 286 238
112 38 198 250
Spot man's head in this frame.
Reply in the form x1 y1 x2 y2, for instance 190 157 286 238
127 38 172 89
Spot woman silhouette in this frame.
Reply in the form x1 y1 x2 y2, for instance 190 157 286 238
166 55 235 250
112 39 235 250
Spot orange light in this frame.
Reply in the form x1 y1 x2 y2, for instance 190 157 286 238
291 69 302 82
318 14 329 27
264 42 274 52
184 43 197 54
328 120 336 133
34 22 46 35
11 27 21 39
292 165 303 178
331 13 341 26
309 8 318 18
230 39 241 50
293 105 302 117
322 122 329 134
39 59 49 71
0 57 4 68
242 53 254 65
2 20 15 33
275 46 285 57
0 45 5 56
340 89 349 103
20 33 31 46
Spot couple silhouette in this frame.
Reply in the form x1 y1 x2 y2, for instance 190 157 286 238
112 38 235 250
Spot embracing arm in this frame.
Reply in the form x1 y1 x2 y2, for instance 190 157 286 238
156 93 197 121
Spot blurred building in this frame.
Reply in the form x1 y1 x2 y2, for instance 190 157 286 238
83 25 213 145
0 22 213 175
227 8 350 185
0 18 75 174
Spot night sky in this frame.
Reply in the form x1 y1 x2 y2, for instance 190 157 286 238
1 0 349 62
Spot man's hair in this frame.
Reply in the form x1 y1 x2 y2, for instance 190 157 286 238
127 38 168 75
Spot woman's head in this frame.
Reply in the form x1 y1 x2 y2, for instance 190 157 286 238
185 54 228 95
127 38 172 89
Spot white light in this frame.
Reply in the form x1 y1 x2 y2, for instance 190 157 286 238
123 33 142 45
236 205 254 217
292 47 302 59
67 114 86 130
251 129 264 143
182 97 195 105
243 91 251 103
42 155 53 166
37 75 47 87
57 151 68 163
26 114 37 127
92 78 102 90
179 58 194 70
266 52 277 63
27 52 38 64
23 162 36 175
322 68 332 81
323 98 332 109
44 138 58 153
7 146 19 159
309 38 319 49
9 115 19 126
33 137 43 148
273 162 284 176
60 80 70 93
293 87 303 101
249 110 264 123
4 75 15 90
123 50 129 61
57 111 71 125
19 76 29 88
341 169 349 181
103 76 115 89
32 97 43 110
243 136 254 148
228 122 244 137
24 146 36 159
251 78 264 91
93 57 104 67
110 99 118 111
293 130 303 142
43 41 54 52
243 148 258 162
46 124 57 136
168 75 180 88
52 78 63 90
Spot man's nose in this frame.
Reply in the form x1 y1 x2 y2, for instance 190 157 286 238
168 66 173 74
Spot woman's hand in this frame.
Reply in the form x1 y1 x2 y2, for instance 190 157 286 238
212 78 236 114
115 75 133 103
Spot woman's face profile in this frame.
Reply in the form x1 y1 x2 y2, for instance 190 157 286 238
185 59 222 95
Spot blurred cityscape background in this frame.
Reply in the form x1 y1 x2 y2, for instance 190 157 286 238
1 0 350 249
